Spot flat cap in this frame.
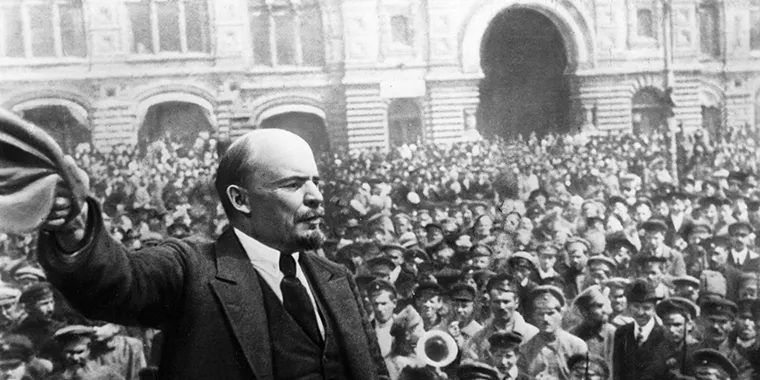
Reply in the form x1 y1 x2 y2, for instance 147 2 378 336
508 251 538 270
536 242 561 255
413 281 444 299
574 285 608 310
692 349 738 380
366 279 397 298
567 353 610 380
701 298 738 318
728 221 754 236
587 255 617 271
53 325 96 343
0 286 20 305
487 331 523 351
449 283 477 302
602 277 631 289
642 218 669 233
531 285 566 307
0 335 33 364
456 362 500 380
672 275 701 289
565 237 591 251
656 296 699 320
18 282 53 306
12 266 46 281
380 243 406 253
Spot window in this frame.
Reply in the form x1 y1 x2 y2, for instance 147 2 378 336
632 88 667 135
699 3 720 57
390 15 412 46
637 8 655 38
126 0 210 55
0 0 86 58
249 0 325 67
752 3 760 50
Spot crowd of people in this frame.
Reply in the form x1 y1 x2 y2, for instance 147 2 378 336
1 123 760 380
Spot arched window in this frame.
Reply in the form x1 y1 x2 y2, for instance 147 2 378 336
698 2 720 58
125 0 210 55
632 88 667 135
249 0 325 67
0 0 86 58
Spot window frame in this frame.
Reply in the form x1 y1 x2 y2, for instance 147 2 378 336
124 0 212 57
0 0 87 60
248 0 325 68
697 1 720 59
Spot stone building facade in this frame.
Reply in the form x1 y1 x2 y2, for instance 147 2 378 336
0 0 759 151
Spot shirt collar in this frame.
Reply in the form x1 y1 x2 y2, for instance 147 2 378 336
732 248 749 264
507 366 519 379
233 228 297 269
634 317 656 342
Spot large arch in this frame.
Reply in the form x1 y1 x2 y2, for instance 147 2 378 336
7 96 93 153
460 0 595 74
253 94 331 155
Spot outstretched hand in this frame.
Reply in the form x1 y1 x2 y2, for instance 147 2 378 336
40 155 91 252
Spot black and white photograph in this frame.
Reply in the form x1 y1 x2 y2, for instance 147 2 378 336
0 0 759 380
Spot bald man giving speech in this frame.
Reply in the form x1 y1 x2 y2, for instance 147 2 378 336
37 130 388 380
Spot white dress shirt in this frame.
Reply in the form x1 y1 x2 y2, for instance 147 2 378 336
732 248 749 266
634 317 655 343
233 228 325 339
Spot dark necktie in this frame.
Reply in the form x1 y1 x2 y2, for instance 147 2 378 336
279 253 322 345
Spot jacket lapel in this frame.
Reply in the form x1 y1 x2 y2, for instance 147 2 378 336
209 229 273 380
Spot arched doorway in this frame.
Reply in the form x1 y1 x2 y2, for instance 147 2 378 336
387 99 423 147
21 105 90 153
477 8 570 139
702 105 722 141
260 112 330 156
632 87 667 135
138 101 214 155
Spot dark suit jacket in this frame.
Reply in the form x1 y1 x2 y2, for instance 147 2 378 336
726 249 760 273
613 322 668 380
38 199 387 380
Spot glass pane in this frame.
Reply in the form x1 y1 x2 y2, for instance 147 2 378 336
29 4 55 56
185 0 209 52
300 6 324 66
158 1 181 52
637 9 654 38
752 11 760 50
3 5 24 57
127 1 153 53
274 11 296 65
60 3 87 57
250 9 271 65
391 15 411 45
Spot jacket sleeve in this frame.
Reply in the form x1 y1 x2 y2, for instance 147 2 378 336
613 325 626 380
37 197 188 328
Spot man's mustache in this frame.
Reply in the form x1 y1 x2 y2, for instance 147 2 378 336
296 209 325 222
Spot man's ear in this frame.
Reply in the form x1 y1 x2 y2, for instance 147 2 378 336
226 185 252 215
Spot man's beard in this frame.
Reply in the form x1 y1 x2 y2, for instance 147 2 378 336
294 230 326 250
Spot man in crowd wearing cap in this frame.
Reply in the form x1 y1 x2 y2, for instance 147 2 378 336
386 302 426 380
536 243 561 284
697 298 753 380
518 285 588 380
45 325 123 380
613 279 666 380
89 323 147 380
682 221 712 276
570 285 616 364
11 267 46 291
603 278 635 328
414 282 446 331
482 331 529 380
726 222 760 273
637 255 671 299
0 334 39 380
0 286 22 333
446 283 483 346
567 353 610 380
702 236 743 301
733 299 758 360
462 274 538 362
456 361 500 380
381 244 416 293
585 256 617 289
11 283 64 353
507 252 539 311
691 348 738 380
654 297 699 379
672 275 701 304
638 218 687 279
665 192 693 250
368 279 401 358
606 233 637 279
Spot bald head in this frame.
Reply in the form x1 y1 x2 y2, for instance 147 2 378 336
215 129 325 251
216 129 314 216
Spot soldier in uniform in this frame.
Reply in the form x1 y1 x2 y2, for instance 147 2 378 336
654 297 699 380
690 349 738 380
44 326 123 380
0 334 38 380
11 284 64 353
447 283 483 346
484 331 530 380
518 285 588 380
696 298 753 380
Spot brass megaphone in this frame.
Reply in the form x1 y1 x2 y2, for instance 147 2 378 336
415 329 459 368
